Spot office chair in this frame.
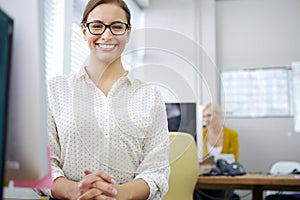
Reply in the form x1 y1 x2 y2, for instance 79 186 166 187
265 161 300 200
163 132 199 200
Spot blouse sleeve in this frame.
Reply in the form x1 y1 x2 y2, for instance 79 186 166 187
231 130 239 162
226 128 239 162
39 80 65 197
133 87 170 199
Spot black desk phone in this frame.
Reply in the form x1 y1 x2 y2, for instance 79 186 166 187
201 159 246 176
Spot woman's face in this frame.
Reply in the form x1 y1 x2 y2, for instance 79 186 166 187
81 3 130 65
203 107 221 128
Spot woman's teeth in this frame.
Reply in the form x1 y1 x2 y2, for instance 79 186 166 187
99 44 115 49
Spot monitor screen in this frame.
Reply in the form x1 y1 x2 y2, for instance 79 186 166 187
0 8 13 198
165 102 197 139
1 1 49 185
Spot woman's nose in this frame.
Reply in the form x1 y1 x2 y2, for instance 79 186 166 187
101 28 113 40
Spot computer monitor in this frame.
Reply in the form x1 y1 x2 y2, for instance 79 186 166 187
1 1 49 186
165 102 197 139
0 8 13 198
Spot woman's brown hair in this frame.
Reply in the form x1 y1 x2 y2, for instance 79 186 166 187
81 0 131 25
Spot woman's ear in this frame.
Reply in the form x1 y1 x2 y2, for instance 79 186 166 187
81 23 87 41
126 26 131 43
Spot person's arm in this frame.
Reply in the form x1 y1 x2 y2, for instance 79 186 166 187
131 88 170 199
114 178 150 200
232 131 239 162
78 170 148 200
225 127 239 162
52 170 118 200
51 176 79 199
38 102 66 196
50 174 150 200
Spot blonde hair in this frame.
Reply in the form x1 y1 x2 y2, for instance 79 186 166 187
203 102 222 116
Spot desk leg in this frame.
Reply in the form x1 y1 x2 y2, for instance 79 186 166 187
252 186 263 200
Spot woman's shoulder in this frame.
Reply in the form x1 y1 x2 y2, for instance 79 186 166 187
47 73 76 86
47 73 78 94
224 126 238 136
202 127 208 135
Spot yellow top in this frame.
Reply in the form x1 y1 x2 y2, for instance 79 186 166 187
202 126 239 161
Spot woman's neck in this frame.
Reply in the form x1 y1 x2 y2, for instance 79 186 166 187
86 56 126 86
208 125 223 135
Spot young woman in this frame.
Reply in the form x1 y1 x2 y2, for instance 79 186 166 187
42 0 170 199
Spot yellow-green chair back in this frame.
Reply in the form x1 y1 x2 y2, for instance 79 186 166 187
164 132 199 200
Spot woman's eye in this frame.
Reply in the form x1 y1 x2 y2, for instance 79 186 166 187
112 25 122 30
92 23 104 29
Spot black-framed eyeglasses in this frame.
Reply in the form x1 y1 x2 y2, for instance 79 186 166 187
85 21 130 36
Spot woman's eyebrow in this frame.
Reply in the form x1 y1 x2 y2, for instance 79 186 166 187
87 20 125 24
86 19 103 23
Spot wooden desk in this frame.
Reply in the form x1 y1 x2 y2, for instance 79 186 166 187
197 173 300 200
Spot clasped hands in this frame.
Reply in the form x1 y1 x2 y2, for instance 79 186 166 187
73 169 127 200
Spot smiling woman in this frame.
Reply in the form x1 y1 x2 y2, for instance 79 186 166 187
44 0 144 80
40 0 170 199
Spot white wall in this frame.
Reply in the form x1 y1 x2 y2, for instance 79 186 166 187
142 0 199 102
216 0 300 69
141 0 218 104
216 0 300 172
143 0 300 173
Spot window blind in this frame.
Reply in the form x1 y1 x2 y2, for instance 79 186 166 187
44 0 65 79
70 0 89 74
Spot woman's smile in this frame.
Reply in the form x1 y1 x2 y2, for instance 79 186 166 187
97 43 118 51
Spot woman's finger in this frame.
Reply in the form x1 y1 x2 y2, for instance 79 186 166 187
78 187 116 200
79 172 117 197
84 169 116 184
92 181 118 197
93 170 116 184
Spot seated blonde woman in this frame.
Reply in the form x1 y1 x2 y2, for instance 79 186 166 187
194 102 240 200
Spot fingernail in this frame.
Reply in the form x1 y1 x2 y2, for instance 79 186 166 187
112 188 118 195
111 178 116 184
